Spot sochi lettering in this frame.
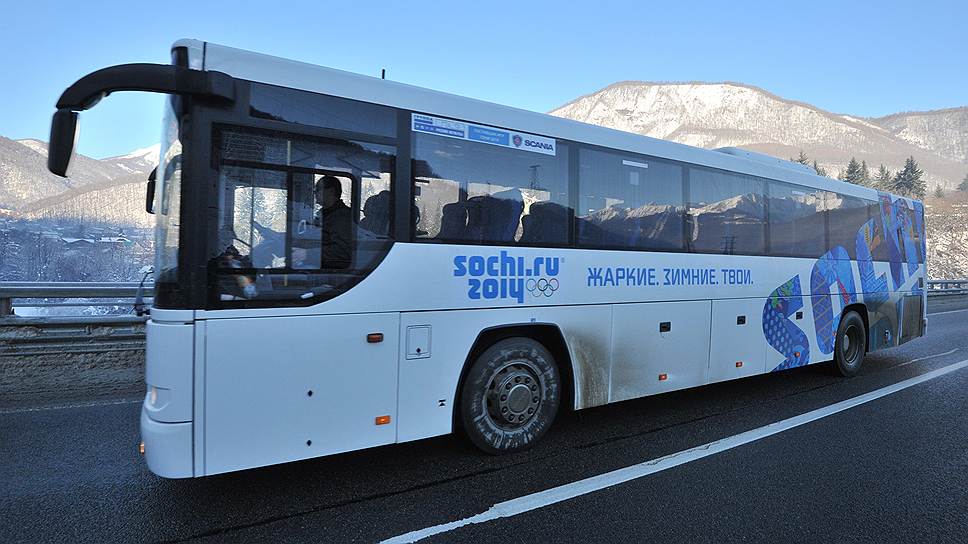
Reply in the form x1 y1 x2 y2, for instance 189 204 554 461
454 252 560 304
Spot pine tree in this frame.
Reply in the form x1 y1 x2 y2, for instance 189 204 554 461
891 156 926 199
933 185 945 199
840 157 864 184
959 172 968 192
875 164 892 189
812 159 828 177
859 160 870 185
791 150 810 165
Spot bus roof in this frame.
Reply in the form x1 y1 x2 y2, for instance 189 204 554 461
174 39 914 204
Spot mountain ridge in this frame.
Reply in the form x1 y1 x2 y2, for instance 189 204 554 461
549 81 966 189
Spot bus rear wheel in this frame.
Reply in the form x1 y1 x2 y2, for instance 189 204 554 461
460 337 560 455
832 310 867 377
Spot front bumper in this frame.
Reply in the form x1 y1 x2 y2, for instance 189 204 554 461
141 406 193 478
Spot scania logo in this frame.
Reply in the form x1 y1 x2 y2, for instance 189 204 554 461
524 139 554 151
512 134 523 147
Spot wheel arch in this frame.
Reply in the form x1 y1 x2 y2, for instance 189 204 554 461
452 322 575 431
842 302 870 352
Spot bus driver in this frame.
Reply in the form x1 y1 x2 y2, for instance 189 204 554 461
293 175 352 269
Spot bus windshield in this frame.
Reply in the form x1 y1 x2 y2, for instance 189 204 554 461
154 98 185 308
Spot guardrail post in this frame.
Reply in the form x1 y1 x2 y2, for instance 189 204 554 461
0 296 12 317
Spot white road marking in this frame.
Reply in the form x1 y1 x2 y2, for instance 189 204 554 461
891 348 959 368
381 358 968 544
927 308 968 316
0 398 141 415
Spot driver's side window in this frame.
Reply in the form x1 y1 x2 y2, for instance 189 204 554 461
219 166 288 269
210 126 396 307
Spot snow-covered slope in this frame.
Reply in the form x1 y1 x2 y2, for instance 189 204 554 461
872 107 968 164
0 138 157 212
550 82 966 189
105 144 161 174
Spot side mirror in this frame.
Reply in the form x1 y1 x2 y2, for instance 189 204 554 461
146 166 157 214
48 109 78 177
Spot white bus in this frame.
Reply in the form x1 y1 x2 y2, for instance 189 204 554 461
47 40 926 478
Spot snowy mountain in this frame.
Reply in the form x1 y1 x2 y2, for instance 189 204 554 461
105 144 161 175
0 138 157 226
873 107 968 165
550 82 966 189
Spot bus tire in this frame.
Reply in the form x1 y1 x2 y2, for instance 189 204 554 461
459 337 560 455
832 310 866 377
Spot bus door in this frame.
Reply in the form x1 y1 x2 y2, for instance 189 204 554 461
201 132 400 475
202 313 399 475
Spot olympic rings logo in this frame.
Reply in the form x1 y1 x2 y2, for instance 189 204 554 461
526 277 559 297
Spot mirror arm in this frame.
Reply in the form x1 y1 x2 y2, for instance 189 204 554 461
48 63 235 177
55 63 234 110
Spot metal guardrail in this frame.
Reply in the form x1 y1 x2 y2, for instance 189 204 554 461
0 282 150 356
0 282 152 321
0 279 965 321
926 279 968 296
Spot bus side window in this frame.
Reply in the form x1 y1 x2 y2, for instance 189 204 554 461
687 168 766 255
576 148 684 251
412 131 570 246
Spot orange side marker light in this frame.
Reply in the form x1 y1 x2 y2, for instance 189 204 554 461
735 361 743 368
658 373 668 381
375 415 391 425
367 333 384 343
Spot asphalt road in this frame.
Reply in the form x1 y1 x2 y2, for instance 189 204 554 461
2 296 967 543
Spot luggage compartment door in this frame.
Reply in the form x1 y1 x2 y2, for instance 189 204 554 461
610 301 712 402
708 298 767 383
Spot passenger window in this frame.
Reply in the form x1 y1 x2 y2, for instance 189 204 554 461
687 168 766 255
412 131 571 246
826 193 868 259
767 182 827 258
577 148 685 251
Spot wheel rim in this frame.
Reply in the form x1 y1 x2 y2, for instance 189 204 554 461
842 323 862 367
483 360 543 430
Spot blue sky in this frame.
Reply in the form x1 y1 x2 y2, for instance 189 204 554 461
2 0 965 158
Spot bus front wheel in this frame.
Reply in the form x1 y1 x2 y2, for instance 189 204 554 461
832 310 867 377
459 337 560 455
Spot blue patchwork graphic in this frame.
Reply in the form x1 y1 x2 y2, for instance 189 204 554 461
878 193 905 290
912 200 926 264
856 218 888 308
811 246 857 355
892 198 921 291
763 275 810 371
